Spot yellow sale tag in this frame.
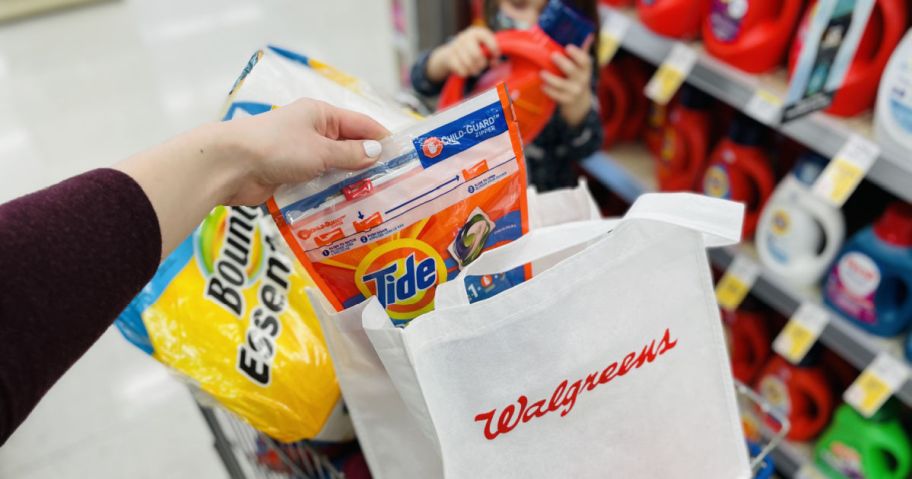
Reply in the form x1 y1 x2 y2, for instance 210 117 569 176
844 353 910 418
745 89 783 125
772 302 829 365
796 464 827 479
597 13 630 66
598 33 621 66
715 256 760 311
812 135 879 207
644 43 696 105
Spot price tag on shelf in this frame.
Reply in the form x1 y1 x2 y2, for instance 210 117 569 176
598 13 631 66
812 135 880 207
772 302 830 365
745 89 783 126
844 352 910 418
795 463 826 479
714 255 760 311
644 43 697 105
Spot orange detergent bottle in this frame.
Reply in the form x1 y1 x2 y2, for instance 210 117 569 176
755 354 834 441
703 0 804 73
701 115 776 238
789 0 908 117
637 0 711 39
655 84 714 192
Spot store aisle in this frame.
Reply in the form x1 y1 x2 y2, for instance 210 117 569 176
0 1 397 477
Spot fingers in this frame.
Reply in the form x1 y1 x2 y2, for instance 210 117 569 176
323 104 389 141
565 45 592 72
550 52 578 78
540 70 581 96
320 137 383 171
541 83 575 105
471 27 500 58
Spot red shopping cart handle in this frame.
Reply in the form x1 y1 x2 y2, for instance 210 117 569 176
438 28 562 143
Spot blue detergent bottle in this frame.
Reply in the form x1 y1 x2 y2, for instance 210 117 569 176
824 202 912 337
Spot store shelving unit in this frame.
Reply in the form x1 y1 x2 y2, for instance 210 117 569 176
602 7 912 204
580 144 911 476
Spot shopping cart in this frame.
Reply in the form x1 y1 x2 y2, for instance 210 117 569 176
196 380 789 479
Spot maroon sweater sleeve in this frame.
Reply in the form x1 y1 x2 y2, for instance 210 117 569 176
0 168 161 444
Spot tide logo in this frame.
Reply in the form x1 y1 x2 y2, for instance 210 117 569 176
703 165 731 199
771 209 791 236
422 137 444 158
355 239 447 322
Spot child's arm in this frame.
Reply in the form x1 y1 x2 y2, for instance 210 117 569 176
411 26 499 97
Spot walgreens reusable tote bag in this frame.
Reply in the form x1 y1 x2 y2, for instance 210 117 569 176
363 193 752 478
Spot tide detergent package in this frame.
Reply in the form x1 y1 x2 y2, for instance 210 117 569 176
265 85 531 325
116 206 348 443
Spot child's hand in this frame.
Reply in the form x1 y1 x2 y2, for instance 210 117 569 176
427 26 500 82
540 37 594 127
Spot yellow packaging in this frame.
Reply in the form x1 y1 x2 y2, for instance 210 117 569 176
116 206 341 442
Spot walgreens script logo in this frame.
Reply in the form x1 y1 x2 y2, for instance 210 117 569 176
296 217 345 241
474 328 678 441
422 137 444 158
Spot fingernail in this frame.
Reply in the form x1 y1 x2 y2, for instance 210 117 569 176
363 140 382 158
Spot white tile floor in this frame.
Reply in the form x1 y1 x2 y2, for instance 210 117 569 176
0 1 398 477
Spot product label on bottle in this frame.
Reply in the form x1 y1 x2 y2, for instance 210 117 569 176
825 252 881 324
820 441 864 478
767 209 793 263
759 374 792 415
709 0 749 43
703 164 731 199
888 56 912 133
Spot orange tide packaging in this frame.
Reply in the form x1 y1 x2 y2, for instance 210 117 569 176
268 85 530 325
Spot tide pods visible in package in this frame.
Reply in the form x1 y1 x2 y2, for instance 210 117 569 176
267 84 531 325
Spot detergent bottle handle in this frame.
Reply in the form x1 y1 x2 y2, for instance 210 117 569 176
869 1 908 69
864 422 912 479
771 0 803 32
736 153 776 226
794 369 834 439
680 117 709 189
600 65 631 143
798 194 845 275
439 29 560 107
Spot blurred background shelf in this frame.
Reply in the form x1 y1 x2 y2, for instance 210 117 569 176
581 145 912 408
603 7 912 205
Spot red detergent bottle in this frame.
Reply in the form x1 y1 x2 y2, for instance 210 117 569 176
703 0 804 73
722 308 770 384
637 0 711 39
656 84 714 191
439 28 562 142
755 354 834 441
701 115 776 238
789 0 907 117
600 55 652 148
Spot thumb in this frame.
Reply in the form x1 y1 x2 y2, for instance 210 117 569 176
320 137 383 171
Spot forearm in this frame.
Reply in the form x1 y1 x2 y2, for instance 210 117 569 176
0 169 161 444
411 49 447 97
114 121 245 259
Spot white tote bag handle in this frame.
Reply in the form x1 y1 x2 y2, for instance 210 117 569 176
436 193 743 308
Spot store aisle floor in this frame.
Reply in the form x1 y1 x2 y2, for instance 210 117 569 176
0 1 397 477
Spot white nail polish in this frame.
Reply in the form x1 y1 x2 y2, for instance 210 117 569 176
363 140 382 158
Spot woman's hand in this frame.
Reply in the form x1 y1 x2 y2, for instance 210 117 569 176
221 99 388 205
426 26 500 82
540 38 595 127
116 99 387 259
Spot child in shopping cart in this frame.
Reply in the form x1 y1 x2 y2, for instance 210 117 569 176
411 0 603 192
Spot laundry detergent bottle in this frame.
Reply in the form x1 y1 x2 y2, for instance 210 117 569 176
703 0 804 73
656 84 714 191
875 30 912 163
789 0 907 117
814 401 912 479
722 309 770 383
755 354 834 441
824 202 912 337
701 115 776 238
757 154 845 287
637 0 710 39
